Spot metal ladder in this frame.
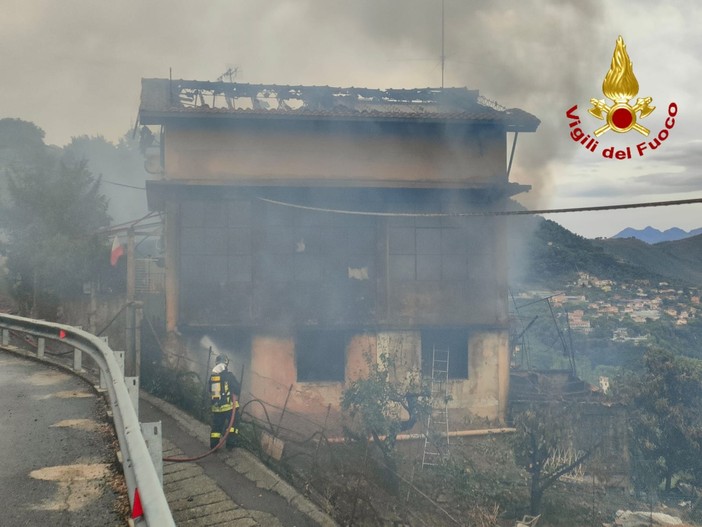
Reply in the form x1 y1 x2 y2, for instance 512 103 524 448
422 345 450 468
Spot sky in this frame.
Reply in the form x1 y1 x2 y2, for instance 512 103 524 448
1 0 700 239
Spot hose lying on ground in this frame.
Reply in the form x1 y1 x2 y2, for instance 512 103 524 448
162 407 237 463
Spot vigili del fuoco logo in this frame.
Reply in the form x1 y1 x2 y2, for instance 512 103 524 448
566 36 678 160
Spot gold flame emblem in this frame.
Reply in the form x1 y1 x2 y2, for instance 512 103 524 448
588 36 655 136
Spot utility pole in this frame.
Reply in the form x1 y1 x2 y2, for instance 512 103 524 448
89 281 97 334
135 302 143 382
441 0 445 88
126 226 136 376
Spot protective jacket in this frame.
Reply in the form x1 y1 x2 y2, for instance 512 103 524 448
209 363 240 413
209 363 241 449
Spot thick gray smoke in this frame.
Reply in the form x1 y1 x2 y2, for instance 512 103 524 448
293 0 607 206
273 1 609 285
3 0 608 204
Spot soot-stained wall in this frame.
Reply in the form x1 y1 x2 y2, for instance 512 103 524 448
163 120 506 188
244 329 508 433
176 195 506 329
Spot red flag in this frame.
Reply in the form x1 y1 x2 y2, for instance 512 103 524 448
110 235 124 266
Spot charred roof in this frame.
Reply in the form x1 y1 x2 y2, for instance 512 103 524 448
139 78 539 132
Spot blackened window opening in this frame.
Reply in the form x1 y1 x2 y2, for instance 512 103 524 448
296 330 349 382
421 329 469 380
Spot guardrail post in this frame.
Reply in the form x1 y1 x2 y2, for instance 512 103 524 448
99 369 107 391
1 329 8 346
73 347 82 372
37 337 45 358
125 376 139 416
140 422 163 485
114 351 125 376
97 337 109 390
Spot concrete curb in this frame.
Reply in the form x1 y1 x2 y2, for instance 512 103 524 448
140 391 338 527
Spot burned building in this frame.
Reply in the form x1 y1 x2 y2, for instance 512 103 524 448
138 79 539 429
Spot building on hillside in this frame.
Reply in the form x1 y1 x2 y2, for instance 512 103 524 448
631 309 661 323
567 309 592 333
138 79 539 431
599 304 619 315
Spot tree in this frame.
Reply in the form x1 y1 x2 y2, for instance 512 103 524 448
2 158 110 317
0 118 48 166
513 403 597 515
0 119 53 208
341 352 429 493
615 348 702 492
63 133 150 225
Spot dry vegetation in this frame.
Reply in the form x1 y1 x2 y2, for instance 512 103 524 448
259 428 701 527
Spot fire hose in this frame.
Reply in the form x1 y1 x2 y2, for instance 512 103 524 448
162 404 238 463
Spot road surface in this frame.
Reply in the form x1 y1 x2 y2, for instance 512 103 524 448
0 349 127 526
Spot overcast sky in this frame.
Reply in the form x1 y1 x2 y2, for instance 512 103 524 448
1 0 700 238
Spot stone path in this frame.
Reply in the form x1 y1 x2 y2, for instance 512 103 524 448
141 392 337 527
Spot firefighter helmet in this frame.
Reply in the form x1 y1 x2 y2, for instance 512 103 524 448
215 354 229 367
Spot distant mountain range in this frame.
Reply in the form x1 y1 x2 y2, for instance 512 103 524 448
611 226 702 244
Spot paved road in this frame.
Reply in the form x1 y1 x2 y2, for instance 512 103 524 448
0 349 126 526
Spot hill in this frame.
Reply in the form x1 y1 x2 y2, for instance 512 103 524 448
509 217 665 287
593 233 702 286
509 217 702 377
509 217 702 289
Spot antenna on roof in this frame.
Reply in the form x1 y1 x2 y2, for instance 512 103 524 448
217 67 239 83
441 0 445 89
169 67 173 106
384 0 447 88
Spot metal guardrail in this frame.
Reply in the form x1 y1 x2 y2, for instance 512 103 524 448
0 313 175 527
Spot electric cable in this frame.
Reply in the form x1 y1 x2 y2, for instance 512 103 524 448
257 196 702 218
101 180 146 190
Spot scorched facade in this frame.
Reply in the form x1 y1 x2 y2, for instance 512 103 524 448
139 79 539 429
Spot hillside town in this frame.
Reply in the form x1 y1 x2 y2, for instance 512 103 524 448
517 272 701 339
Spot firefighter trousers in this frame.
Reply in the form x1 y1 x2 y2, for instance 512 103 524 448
210 407 239 449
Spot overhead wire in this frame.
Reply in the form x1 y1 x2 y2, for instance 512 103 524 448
98 211 160 234
101 180 146 190
257 196 702 218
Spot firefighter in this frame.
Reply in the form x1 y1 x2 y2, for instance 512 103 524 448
209 355 241 449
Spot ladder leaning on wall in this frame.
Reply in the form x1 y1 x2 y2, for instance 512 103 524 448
422 345 451 468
